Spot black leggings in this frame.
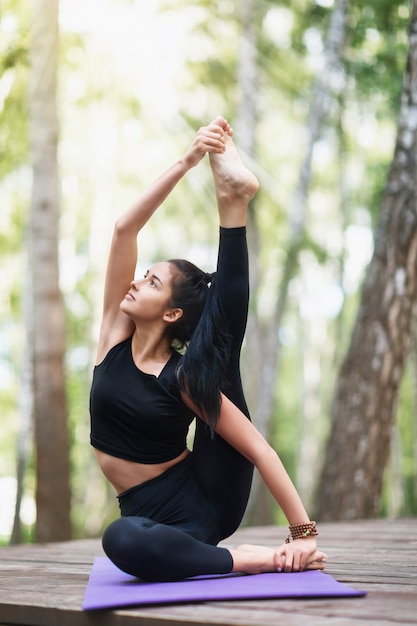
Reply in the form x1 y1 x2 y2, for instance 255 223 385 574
102 227 254 581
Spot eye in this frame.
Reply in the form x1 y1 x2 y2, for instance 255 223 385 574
150 279 156 287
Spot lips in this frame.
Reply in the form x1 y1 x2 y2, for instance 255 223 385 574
126 291 135 301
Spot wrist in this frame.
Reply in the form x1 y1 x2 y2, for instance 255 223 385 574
177 156 194 175
180 145 206 170
285 521 318 544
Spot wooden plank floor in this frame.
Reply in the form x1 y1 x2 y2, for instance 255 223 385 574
0 518 416 626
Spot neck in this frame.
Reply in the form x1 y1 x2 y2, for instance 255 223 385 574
131 327 172 364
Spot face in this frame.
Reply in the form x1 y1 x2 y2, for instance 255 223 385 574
121 261 182 324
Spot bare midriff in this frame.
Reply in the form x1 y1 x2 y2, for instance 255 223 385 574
93 448 190 495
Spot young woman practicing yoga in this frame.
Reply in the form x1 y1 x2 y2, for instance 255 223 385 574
90 116 327 581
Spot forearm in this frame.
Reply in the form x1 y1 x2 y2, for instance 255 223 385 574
115 158 192 236
101 157 193 315
213 394 313 526
257 447 311 525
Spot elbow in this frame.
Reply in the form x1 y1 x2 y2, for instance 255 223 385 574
114 217 128 236
250 440 278 468
112 217 137 243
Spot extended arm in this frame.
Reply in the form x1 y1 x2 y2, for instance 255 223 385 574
96 119 233 362
216 395 311 517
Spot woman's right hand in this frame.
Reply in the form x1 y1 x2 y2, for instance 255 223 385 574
275 542 328 572
183 116 233 169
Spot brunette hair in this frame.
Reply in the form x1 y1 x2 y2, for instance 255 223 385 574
168 259 231 433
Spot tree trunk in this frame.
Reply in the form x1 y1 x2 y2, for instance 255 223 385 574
315 1 417 520
10 340 33 544
29 0 72 541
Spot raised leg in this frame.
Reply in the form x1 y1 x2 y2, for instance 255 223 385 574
208 121 259 228
192 131 258 540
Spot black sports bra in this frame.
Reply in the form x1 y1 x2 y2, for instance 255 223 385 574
90 337 195 463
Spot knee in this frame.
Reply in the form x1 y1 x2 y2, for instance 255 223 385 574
102 517 155 576
102 518 130 559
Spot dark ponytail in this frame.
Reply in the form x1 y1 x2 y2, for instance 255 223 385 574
168 260 232 433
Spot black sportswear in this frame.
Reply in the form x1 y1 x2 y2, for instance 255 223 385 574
90 341 194 463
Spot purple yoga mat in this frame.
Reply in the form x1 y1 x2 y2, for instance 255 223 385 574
82 557 367 611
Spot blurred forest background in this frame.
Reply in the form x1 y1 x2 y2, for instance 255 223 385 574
1 0 417 545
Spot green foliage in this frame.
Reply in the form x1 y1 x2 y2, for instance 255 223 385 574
363 159 392 227
287 0 332 56
346 0 410 116
0 0 30 180
0 71 28 180
0 198 26 257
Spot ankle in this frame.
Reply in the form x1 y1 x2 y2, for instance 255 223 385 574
219 208 247 228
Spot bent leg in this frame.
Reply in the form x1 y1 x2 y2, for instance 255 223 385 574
192 136 259 539
102 516 233 581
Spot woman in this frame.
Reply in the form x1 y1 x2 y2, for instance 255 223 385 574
90 117 327 581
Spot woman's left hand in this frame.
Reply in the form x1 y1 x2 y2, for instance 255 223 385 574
183 117 232 169
274 538 327 572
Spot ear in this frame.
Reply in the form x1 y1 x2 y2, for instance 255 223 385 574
163 307 183 324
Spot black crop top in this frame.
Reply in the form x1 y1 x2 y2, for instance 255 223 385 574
90 337 195 463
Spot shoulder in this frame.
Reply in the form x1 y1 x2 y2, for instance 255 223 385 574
95 332 133 367
158 351 187 398
159 350 183 382
95 312 135 365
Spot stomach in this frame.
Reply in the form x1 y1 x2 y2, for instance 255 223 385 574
93 448 190 494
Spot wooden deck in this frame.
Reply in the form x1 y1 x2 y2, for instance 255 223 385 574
0 518 416 626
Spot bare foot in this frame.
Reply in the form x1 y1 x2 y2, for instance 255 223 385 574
229 544 276 575
230 543 327 575
209 132 259 227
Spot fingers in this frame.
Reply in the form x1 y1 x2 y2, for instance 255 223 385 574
305 560 326 571
186 117 232 168
197 117 233 153
287 548 304 572
275 546 328 573
305 550 328 571
209 115 233 136
275 547 304 573
195 127 226 153
184 117 232 168
312 549 328 562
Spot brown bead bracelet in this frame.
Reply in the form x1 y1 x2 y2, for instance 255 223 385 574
285 521 318 543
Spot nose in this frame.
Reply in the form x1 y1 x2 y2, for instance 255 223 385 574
130 279 141 290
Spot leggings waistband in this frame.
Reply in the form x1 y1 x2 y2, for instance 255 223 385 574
117 453 193 504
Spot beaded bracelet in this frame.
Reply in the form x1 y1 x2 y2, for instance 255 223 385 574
285 521 318 543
